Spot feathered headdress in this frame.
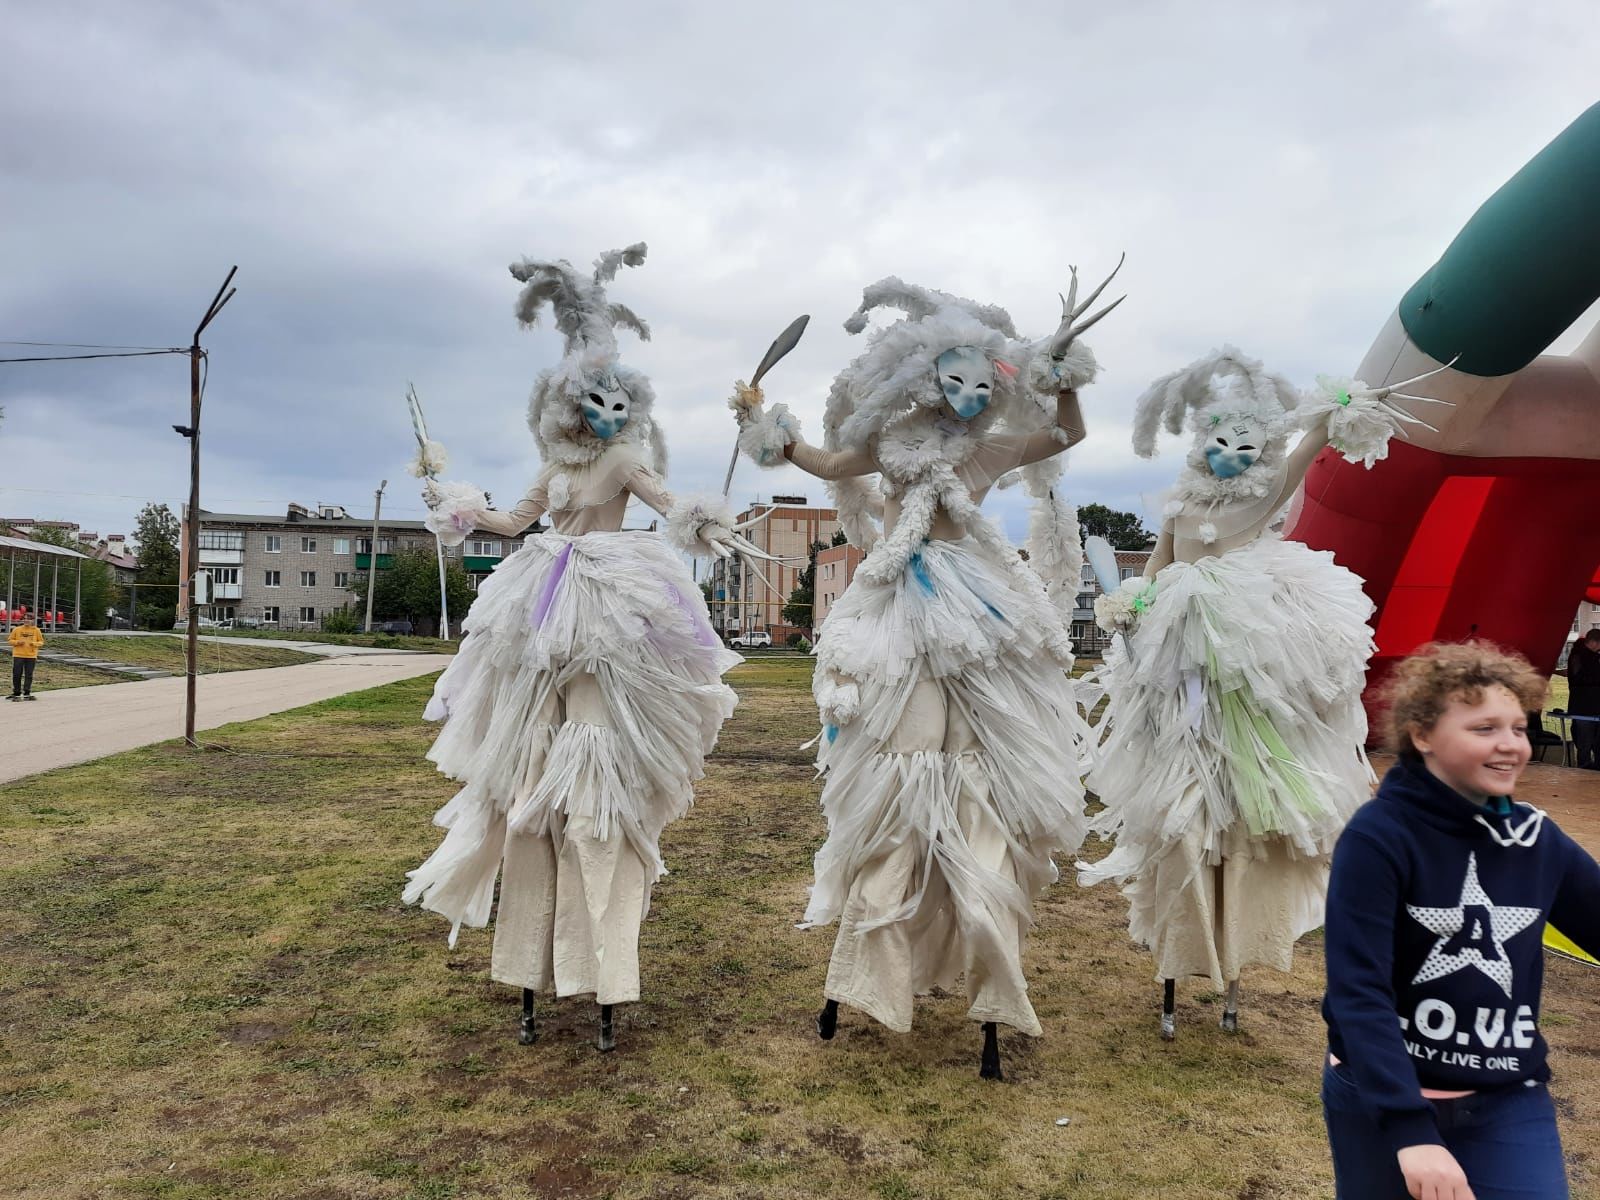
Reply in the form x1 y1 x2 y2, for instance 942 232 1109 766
512 242 667 474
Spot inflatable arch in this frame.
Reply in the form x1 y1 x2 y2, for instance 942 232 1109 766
1289 102 1600 700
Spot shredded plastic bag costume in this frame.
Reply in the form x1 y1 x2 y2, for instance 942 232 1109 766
733 270 1120 1050
404 244 741 1019
1078 346 1438 1032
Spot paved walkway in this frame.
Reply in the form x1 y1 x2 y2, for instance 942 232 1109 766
68 631 424 658
0 653 453 784
36 649 170 679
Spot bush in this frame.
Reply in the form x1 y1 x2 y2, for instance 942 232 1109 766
795 637 812 654
786 633 805 647
371 633 402 649
321 606 361 635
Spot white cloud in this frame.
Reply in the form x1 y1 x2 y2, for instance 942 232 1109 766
2 0 1598 544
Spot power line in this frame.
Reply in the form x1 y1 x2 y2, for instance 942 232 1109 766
0 348 189 364
0 339 187 351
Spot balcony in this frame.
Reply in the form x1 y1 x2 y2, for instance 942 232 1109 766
213 583 243 601
199 549 244 565
354 554 393 570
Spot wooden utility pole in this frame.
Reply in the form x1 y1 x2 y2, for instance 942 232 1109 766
182 267 238 747
364 480 387 633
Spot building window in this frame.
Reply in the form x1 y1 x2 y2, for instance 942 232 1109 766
299 606 316 624
262 606 279 624
300 571 317 587
264 535 281 553
264 570 281 588
468 539 502 557
210 568 239 585
198 531 244 551
334 571 351 589
333 537 351 555
300 536 317 553
356 537 395 555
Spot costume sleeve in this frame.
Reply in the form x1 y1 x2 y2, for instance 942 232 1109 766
1549 826 1600 960
626 464 739 559
468 484 548 537
965 391 1088 482
624 464 674 519
785 440 877 480
1323 828 1443 1152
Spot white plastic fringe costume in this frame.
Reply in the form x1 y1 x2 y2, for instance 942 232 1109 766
735 273 1117 1035
1078 346 1409 989
403 243 740 1007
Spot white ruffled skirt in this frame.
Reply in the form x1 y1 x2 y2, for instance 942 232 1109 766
403 531 739 1003
807 537 1089 1035
1077 536 1375 987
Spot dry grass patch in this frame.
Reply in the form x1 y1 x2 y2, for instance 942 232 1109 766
2 661 1596 1199
44 635 320 674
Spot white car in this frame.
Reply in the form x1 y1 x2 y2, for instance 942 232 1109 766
729 630 772 649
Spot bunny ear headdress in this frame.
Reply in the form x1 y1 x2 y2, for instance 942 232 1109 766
1134 345 1304 537
513 242 667 474
1131 345 1299 459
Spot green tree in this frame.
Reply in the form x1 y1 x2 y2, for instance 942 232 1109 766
1077 503 1154 551
23 526 114 630
350 544 475 633
132 502 182 629
830 530 848 547
783 539 826 627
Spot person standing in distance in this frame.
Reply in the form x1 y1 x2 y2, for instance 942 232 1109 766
8 614 43 700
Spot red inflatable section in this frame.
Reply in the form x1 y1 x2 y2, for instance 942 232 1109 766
1292 439 1600 711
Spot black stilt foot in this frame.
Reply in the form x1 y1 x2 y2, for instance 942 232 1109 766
518 988 537 1045
597 1004 616 1053
816 998 839 1040
1160 979 1176 1042
979 1022 1003 1080
1220 980 1239 1033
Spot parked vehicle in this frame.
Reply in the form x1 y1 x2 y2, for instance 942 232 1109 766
729 630 772 649
376 619 414 635
173 615 222 631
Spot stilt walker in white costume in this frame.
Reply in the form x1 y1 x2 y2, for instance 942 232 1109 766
1077 346 1452 1039
730 266 1124 1078
405 243 752 1052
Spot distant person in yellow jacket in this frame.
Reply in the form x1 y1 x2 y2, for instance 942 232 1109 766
8 616 43 700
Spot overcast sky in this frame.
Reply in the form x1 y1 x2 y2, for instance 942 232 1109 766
2 1 1597 548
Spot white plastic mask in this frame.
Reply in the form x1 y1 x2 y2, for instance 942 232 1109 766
935 346 994 420
580 378 631 440
1203 413 1267 478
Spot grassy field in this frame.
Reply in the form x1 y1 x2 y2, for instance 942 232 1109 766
2 659 1597 1199
197 629 459 654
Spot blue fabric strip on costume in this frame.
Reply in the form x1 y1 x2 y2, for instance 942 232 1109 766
908 550 936 596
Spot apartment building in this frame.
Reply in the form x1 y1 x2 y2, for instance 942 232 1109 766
812 542 866 628
180 502 541 629
705 496 840 642
1070 549 1153 655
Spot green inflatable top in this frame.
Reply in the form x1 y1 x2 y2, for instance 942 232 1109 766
1400 102 1600 378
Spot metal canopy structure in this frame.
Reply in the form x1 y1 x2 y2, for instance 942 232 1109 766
1 534 92 632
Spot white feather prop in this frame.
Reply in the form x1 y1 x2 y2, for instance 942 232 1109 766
422 480 488 548
407 438 448 480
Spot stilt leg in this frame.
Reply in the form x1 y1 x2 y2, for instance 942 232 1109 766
816 998 839 1040
979 1022 1003 1081
1160 979 1176 1041
1220 979 1239 1033
518 988 538 1045
597 1003 616 1053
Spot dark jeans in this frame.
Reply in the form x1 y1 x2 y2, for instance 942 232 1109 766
11 656 35 696
1323 1061 1568 1198
1569 685 1600 769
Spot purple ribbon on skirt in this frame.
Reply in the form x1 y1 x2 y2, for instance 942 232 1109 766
531 542 574 628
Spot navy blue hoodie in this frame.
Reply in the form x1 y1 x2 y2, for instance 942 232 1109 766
1322 756 1600 1152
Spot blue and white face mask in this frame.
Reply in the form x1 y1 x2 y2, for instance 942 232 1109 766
580 378 631 440
1203 413 1267 478
935 346 995 421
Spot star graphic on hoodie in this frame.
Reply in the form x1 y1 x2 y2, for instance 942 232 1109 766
1407 852 1541 997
